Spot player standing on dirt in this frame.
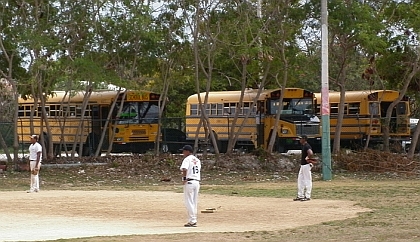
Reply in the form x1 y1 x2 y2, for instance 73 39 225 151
28 135 42 193
293 135 313 201
180 145 201 227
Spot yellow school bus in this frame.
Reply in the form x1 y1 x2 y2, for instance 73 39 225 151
314 90 410 148
17 90 179 155
185 88 321 153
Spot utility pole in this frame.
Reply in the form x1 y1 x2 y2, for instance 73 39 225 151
321 0 332 180
257 0 263 82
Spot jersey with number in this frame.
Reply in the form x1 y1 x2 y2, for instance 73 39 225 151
180 155 201 181
29 142 42 161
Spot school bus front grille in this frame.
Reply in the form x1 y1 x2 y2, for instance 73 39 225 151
296 124 320 135
132 129 147 135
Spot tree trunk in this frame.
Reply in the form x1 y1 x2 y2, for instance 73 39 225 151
95 89 121 157
70 86 92 157
383 55 419 152
156 60 172 155
407 119 420 159
37 79 55 160
191 0 219 155
333 86 346 154
106 92 127 155
57 91 70 157
226 57 248 154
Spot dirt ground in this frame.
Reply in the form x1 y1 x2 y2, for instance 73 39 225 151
0 190 369 242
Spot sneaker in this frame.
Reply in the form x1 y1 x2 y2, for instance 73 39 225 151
300 197 311 201
184 222 197 227
293 197 304 201
27 189 35 193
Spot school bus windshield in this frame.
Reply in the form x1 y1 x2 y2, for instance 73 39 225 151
270 98 314 115
116 101 159 124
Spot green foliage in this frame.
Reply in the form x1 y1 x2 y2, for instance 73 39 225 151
1 0 420 119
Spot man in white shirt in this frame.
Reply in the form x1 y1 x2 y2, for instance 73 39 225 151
28 135 42 193
180 145 201 227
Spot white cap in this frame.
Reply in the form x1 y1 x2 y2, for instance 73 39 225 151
30 135 38 139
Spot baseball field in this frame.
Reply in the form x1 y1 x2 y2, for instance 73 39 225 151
0 154 419 242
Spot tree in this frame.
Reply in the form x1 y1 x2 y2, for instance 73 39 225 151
304 0 388 153
376 1 420 154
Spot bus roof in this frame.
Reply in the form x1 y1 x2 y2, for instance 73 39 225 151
314 90 404 103
187 89 272 103
18 90 158 105
187 88 313 103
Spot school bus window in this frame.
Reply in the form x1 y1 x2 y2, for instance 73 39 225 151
50 105 57 116
290 99 313 114
61 106 68 116
62 106 70 116
251 104 257 114
86 105 92 117
205 103 210 115
196 103 203 115
69 106 76 116
268 100 282 115
330 103 338 114
369 102 379 115
223 103 230 115
344 104 348 115
397 102 407 115
139 102 159 124
223 103 237 115
84 108 91 117
18 106 24 117
348 103 360 114
242 102 250 115
29 106 35 116
210 104 217 115
118 102 139 124
76 106 82 117
190 104 198 115
315 104 321 115
217 104 223 115
37 106 49 117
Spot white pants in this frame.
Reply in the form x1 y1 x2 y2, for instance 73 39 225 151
30 161 41 191
183 180 200 223
297 164 312 198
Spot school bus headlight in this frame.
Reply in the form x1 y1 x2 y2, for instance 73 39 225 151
282 129 289 134
116 137 123 142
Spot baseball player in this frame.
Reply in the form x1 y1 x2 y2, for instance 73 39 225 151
28 135 42 193
180 145 201 227
293 135 313 201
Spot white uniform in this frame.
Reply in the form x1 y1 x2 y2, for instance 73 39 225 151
180 154 201 224
29 142 42 192
297 164 312 198
296 142 312 200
